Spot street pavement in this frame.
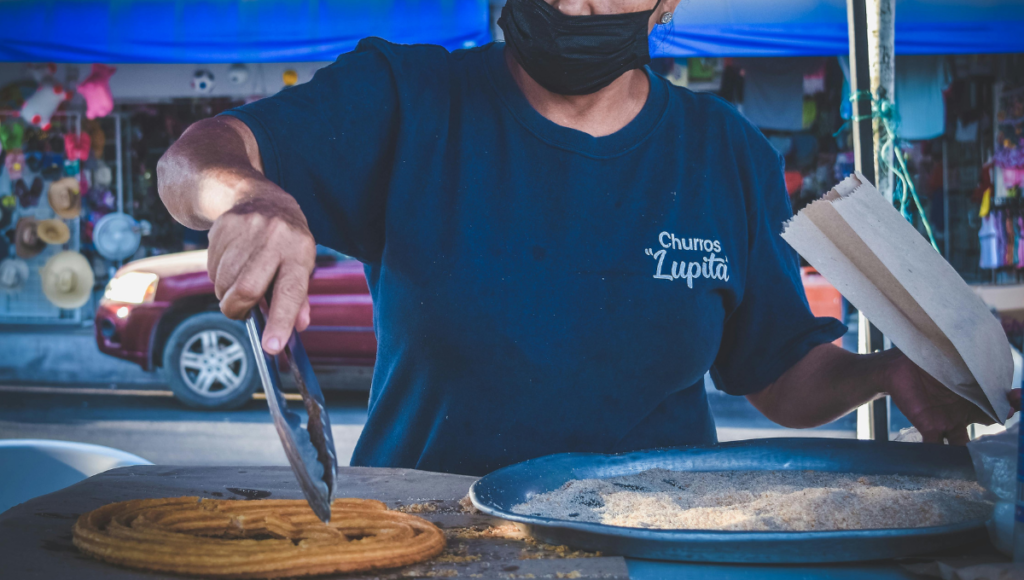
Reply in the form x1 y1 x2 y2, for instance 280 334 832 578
0 388 368 466
0 385 909 466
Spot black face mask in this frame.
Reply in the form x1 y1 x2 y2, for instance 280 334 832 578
498 0 661 96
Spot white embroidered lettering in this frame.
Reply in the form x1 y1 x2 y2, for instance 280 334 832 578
659 232 672 249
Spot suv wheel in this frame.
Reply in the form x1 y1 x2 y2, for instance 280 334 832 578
163 313 257 410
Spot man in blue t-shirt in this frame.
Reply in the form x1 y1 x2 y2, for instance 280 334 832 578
157 0 1010 476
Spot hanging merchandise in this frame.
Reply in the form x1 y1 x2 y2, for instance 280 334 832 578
1018 216 1024 268
92 212 141 261
47 177 81 219
14 217 45 259
994 86 1024 169
5 150 24 179
84 120 105 158
980 214 1000 269
0 232 8 259
36 219 70 245
228 64 249 85
40 250 94 309
191 70 215 94
803 63 826 95
76 64 116 120
0 258 29 293
1005 211 1018 267
0 195 13 229
20 81 71 130
40 152 64 181
0 121 24 151
980 189 992 218
85 187 115 214
24 151 42 173
737 58 811 131
92 161 112 188
64 132 90 162
16 176 42 208
894 55 951 141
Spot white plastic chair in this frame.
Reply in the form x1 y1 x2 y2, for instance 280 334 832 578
0 439 152 515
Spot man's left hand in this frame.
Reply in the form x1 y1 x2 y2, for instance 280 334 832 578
883 352 1011 445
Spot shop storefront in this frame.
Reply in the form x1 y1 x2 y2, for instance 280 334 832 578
0 0 492 325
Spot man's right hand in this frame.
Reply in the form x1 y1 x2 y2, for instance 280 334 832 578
207 187 316 355
157 116 315 355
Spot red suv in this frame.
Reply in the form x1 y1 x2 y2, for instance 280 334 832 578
95 248 375 409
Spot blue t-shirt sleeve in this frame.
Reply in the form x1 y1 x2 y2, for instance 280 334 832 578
711 147 847 397
220 39 404 262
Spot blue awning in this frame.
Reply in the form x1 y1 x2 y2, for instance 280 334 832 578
0 0 491 63
652 0 1024 57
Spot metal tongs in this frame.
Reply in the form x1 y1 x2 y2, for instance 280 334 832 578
245 303 337 523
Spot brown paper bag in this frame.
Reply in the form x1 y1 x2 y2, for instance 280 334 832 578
781 173 1013 423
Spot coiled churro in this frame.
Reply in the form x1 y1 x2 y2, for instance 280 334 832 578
72 497 446 578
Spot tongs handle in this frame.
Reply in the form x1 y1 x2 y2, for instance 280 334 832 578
245 302 337 523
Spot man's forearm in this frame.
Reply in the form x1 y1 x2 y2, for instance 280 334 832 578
156 116 267 230
746 343 894 429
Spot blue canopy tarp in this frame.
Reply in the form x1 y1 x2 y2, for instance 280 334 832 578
653 0 1024 57
0 0 491 62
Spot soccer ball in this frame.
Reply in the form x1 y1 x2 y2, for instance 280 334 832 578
191 70 215 94
228 64 249 85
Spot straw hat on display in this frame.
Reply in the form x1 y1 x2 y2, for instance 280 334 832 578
14 217 46 258
0 258 29 292
37 219 70 245
40 250 94 309
48 177 82 219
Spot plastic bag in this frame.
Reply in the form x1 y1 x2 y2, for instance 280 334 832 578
966 421 1018 556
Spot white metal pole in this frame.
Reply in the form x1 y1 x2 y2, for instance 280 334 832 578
849 0 894 441
115 113 123 214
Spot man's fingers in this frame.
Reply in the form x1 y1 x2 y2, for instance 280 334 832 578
220 254 280 320
213 239 260 301
263 263 310 355
295 299 311 332
1009 389 1022 415
962 403 996 427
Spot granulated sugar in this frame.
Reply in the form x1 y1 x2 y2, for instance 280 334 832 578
512 469 991 531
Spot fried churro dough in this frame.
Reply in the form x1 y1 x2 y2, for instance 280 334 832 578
72 497 446 579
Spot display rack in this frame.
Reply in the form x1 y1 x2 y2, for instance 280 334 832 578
0 111 85 324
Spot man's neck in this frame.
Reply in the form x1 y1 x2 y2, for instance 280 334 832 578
505 49 650 138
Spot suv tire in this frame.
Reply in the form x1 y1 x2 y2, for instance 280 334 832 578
163 312 258 410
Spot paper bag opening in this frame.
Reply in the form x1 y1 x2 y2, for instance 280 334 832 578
781 173 1013 423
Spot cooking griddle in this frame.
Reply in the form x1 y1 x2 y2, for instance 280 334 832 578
470 438 987 564
0 466 628 579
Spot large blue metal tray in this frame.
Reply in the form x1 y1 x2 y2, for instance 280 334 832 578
469 438 988 564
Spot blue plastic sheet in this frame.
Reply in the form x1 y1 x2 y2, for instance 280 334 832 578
0 0 491 63
652 0 1024 57
0 0 1020 62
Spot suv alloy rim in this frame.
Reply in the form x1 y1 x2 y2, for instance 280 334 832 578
179 330 248 397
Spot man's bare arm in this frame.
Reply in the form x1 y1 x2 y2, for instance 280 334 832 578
747 343 1007 444
156 116 315 355
157 116 265 228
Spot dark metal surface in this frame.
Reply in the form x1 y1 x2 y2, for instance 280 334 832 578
245 307 337 522
470 438 988 564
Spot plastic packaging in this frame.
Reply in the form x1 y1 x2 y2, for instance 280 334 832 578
967 422 1019 556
